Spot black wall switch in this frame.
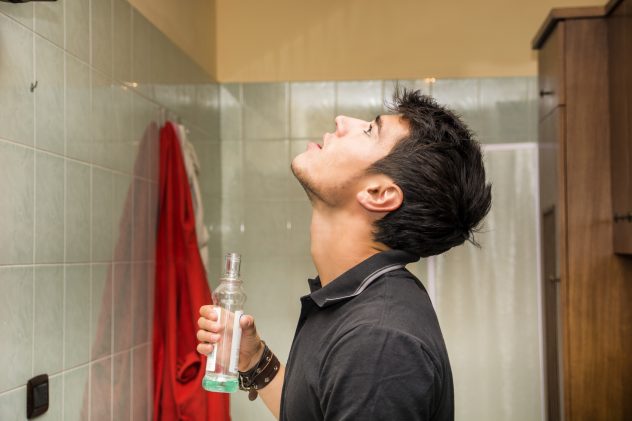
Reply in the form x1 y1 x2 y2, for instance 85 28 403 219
26 374 49 419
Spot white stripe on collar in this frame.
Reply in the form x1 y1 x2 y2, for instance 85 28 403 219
322 263 406 305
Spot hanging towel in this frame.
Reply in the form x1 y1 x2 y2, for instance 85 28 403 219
176 123 210 275
153 121 230 421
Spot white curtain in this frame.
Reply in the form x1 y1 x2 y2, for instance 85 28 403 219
433 144 543 421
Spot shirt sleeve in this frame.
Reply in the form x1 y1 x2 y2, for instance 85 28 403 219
318 323 440 421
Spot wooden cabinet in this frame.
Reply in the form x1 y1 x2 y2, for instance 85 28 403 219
538 107 565 421
608 0 632 254
533 2 632 419
538 24 566 119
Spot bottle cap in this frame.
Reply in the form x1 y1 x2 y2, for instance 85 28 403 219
224 252 241 279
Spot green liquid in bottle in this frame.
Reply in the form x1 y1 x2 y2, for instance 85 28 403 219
202 375 239 393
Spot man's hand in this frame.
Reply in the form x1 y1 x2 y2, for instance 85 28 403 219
197 305 285 419
197 305 265 372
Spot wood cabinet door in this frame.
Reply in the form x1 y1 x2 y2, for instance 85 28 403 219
539 107 566 421
608 0 632 254
539 22 566 120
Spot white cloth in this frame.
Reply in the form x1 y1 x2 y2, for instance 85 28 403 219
176 123 210 274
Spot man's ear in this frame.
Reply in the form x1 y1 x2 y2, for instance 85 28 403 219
356 176 403 213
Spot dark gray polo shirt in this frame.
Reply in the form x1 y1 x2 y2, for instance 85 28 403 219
280 249 454 421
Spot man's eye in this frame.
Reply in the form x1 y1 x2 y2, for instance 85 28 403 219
363 124 373 136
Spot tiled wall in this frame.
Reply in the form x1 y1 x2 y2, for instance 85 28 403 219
0 1 220 420
218 77 542 421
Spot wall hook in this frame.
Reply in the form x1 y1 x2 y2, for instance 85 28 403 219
30 80 38 92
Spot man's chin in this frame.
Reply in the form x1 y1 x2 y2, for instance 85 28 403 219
290 163 319 203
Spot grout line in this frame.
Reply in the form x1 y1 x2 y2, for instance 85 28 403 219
87 17 93 413
109 0 114 83
0 343 152 401
65 342 151 371
0 136 156 183
31 23 37 380
285 81 291 140
129 336 135 421
31 266 36 378
0 384 26 397
62 250 67 374
238 82 245 228
88 0 93 70
61 255 67 421
111 262 116 357
0 260 156 269
87 265 93 421
0 4 32 29
333 81 339 119
110 352 114 421
62 6 67 406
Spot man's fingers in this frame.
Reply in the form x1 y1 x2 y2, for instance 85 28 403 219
197 316 223 333
199 305 218 321
196 329 220 344
197 343 213 355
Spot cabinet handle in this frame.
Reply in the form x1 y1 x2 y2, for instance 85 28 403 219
614 212 632 223
548 275 561 283
540 90 554 97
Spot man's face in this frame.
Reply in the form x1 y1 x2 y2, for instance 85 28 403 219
291 114 409 206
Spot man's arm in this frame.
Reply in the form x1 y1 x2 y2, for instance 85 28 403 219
197 306 284 419
256 364 285 419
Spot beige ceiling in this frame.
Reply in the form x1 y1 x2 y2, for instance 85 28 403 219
129 0 605 82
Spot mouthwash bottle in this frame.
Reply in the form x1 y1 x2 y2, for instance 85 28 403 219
202 252 247 393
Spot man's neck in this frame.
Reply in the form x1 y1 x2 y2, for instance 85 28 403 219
309 205 386 287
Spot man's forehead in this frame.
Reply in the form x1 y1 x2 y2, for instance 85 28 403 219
378 114 410 142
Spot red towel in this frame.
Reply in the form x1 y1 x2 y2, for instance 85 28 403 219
153 121 230 421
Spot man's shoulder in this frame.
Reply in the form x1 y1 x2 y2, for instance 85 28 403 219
349 268 449 360
356 267 436 324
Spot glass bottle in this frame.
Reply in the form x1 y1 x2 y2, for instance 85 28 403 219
202 252 247 393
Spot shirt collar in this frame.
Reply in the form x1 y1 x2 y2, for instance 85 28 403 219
307 249 420 308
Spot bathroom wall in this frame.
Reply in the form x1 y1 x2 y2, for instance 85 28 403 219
216 77 543 420
0 1 220 420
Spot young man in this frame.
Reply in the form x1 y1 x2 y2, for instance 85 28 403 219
197 89 492 420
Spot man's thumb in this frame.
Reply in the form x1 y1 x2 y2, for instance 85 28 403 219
239 314 256 334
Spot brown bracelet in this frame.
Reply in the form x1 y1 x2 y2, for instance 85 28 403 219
238 341 281 401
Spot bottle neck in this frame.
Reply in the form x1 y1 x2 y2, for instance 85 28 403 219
220 276 242 284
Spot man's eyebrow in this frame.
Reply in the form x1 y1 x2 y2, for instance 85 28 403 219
375 115 383 137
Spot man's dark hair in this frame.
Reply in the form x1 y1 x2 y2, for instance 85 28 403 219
369 88 492 258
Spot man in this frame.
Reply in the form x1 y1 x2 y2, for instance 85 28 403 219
197 89 492 420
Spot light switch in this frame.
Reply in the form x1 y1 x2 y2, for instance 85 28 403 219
26 374 49 419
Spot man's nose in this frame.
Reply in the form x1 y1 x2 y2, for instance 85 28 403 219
334 115 347 136
334 115 365 136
